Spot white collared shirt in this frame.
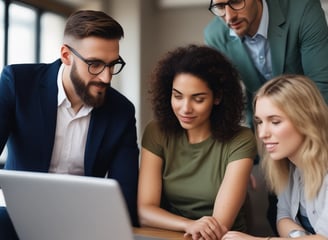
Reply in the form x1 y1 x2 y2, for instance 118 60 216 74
49 64 93 175
232 0 272 80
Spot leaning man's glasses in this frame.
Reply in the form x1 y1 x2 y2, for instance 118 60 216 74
65 44 126 75
209 0 246 17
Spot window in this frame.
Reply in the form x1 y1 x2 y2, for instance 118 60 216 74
0 0 69 167
40 12 66 62
8 3 37 64
1 0 68 66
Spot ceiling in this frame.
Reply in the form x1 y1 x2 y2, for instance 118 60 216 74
55 0 208 9
159 0 207 8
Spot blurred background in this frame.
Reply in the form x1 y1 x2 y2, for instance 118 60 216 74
1 0 328 155
0 0 216 143
1 0 328 236
0 0 214 172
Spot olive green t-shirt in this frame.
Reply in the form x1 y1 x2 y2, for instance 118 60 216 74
141 120 257 231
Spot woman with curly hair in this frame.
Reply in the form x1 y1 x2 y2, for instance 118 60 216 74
138 44 257 239
223 75 328 240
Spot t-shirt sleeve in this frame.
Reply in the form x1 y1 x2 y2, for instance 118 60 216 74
141 121 165 158
228 127 257 162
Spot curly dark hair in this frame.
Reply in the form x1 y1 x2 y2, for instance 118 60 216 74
149 44 245 142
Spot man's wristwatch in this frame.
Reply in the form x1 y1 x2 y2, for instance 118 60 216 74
288 229 309 238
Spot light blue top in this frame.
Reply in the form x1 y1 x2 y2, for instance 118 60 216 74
277 164 328 236
240 0 272 80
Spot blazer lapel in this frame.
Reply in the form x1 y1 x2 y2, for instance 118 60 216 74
226 38 264 93
39 60 61 170
84 107 107 176
267 0 288 76
38 60 107 175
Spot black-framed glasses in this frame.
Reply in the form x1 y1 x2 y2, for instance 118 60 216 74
65 44 126 75
209 0 246 17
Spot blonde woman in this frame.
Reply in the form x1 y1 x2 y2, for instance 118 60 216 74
223 75 328 240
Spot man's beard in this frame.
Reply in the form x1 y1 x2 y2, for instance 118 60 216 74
70 63 109 108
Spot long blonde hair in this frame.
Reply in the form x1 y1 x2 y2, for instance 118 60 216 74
253 74 328 199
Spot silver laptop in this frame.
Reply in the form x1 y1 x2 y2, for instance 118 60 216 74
0 169 162 240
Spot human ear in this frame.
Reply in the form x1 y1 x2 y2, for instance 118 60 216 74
60 44 72 65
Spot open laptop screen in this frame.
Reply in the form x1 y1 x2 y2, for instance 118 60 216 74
0 170 135 240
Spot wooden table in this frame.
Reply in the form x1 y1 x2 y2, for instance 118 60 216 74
133 227 191 240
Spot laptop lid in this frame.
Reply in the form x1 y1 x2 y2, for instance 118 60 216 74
0 169 135 240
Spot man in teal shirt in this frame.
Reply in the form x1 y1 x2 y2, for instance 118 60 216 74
205 0 328 125
204 0 328 234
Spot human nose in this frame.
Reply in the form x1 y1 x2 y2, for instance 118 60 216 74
257 123 270 139
97 66 113 83
181 99 192 113
224 5 237 22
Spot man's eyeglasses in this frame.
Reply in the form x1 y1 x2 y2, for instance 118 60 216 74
65 44 126 75
209 0 246 17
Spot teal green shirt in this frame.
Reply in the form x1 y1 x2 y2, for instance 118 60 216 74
142 121 257 231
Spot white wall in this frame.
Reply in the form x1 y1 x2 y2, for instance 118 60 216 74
107 0 143 142
322 0 328 19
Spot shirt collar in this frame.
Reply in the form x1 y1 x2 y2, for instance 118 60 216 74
258 0 269 39
57 64 67 107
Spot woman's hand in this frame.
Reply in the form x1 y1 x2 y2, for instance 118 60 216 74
222 231 260 240
183 216 227 240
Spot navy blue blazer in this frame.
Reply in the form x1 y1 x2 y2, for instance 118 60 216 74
0 59 139 226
